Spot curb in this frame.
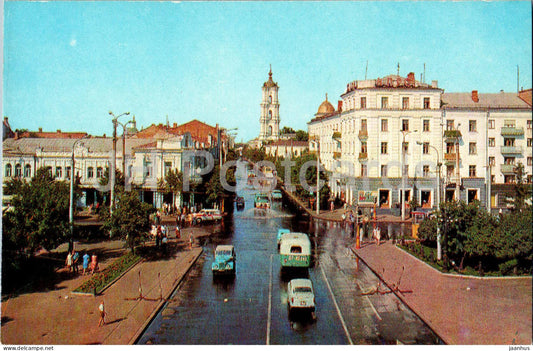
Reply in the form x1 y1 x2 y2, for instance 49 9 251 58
350 246 450 345
128 247 204 345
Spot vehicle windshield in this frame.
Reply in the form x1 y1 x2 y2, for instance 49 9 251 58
294 287 312 293
290 246 302 253
216 250 233 256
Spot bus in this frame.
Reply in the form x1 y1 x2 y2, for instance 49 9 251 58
279 233 311 269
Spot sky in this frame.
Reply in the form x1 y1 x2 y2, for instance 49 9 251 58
2 1 532 143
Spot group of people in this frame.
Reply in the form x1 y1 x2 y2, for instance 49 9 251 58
65 249 99 275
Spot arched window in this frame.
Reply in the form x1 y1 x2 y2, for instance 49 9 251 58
269 110 272 118
15 164 22 177
24 164 31 178
269 95 272 103
97 167 103 178
268 126 273 136
87 167 94 178
55 167 62 178
5 164 12 177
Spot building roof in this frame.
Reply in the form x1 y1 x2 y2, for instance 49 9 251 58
263 67 278 88
316 94 336 115
442 91 531 109
2 137 152 156
134 119 222 146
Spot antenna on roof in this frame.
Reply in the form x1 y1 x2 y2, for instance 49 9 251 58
397 62 400 76
365 60 368 80
517 65 519 93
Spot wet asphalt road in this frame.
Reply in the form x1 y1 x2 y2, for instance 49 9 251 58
137 162 439 345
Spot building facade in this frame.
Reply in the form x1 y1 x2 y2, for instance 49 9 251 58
2 120 226 210
308 73 532 211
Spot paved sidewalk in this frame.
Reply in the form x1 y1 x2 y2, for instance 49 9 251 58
1 227 208 345
351 241 532 345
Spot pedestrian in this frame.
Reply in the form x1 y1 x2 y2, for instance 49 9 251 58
189 234 194 250
65 251 73 273
98 300 107 327
82 251 90 275
90 253 99 274
181 213 186 227
175 225 181 239
156 225 162 248
376 226 382 246
162 234 168 254
72 249 79 274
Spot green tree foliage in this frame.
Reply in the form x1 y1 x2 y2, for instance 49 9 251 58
417 200 532 274
102 191 155 253
280 126 296 134
2 167 75 254
204 165 236 208
295 130 309 141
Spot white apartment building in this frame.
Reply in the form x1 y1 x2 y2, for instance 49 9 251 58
308 73 532 211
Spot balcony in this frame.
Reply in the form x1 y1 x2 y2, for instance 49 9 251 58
358 130 368 140
501 127 524 136
333 151 341 160
500 146 523 155
444 129 462 140
358 152 368 161
500 164 516 174
444 153 457 160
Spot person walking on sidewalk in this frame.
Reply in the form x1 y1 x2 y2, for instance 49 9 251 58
98 301 107 327
82 251 90 275
189 234 194 250
65 251 73 273
72 249 79 274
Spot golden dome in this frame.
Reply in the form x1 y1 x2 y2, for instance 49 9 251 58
317 94 335 114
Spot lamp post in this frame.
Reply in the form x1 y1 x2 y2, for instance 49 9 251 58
69 136 87 253
310 137 321 215
109 111 130 214
115 119 134 188
455 123 461 202
401 130 416 221
418 141 442 260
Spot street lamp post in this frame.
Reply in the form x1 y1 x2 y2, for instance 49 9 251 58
400 130 415 221
69 136 87 253
109 111 130 214
418 141 442 260
115 119 134 189
316 139 320 215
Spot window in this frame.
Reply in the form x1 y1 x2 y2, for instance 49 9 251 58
423 120 430 132
361 141 367 153
402 119 409 131
528 138 532 147
488 138 495 147
360 97 366 109
145 161 152 178
489 157 495 166
381 142 388 154
528 120 532 129
381 165 387 177
97 167 104 178
66 166 71 179
504 157 515 165
488 119 495 129
423 97 430 109
24 164 31 178
381 119 388 132
423 165 430 177
469 165 476 177
55 167 62 178
402 142 409 154
446 142 455 154
268 95 272 103
87 167 94 178
402 97 409 109
504 138 515 147
164 162 172 176
361 119 367 131
469 142 477 155
15 164 22 177
491 175 495 184
5 164 12 177
422 142 430 154
446 120 454 130
528 157 532 166
504 120 516 128
469 120 477 132
361 164 367 177
504 175 515 184
446 165 454 178
381 97 389 109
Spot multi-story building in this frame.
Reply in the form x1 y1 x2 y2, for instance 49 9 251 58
2 120 227 210
308 73 532 211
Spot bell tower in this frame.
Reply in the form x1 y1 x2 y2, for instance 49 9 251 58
259 65 280 141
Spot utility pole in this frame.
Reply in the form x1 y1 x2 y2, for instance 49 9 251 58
109 111 130 214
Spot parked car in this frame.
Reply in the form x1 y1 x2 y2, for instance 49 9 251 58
211 245 236 276
287 278 315 316
192 209 222 224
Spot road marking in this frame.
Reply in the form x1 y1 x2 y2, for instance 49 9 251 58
320 265 354 345
356 281 382 321
266 253 273 345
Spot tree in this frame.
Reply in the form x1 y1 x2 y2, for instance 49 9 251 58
281 126 296 134
102 191 155 253
510 162 530 211
2 167 76 254
295 130 309 142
